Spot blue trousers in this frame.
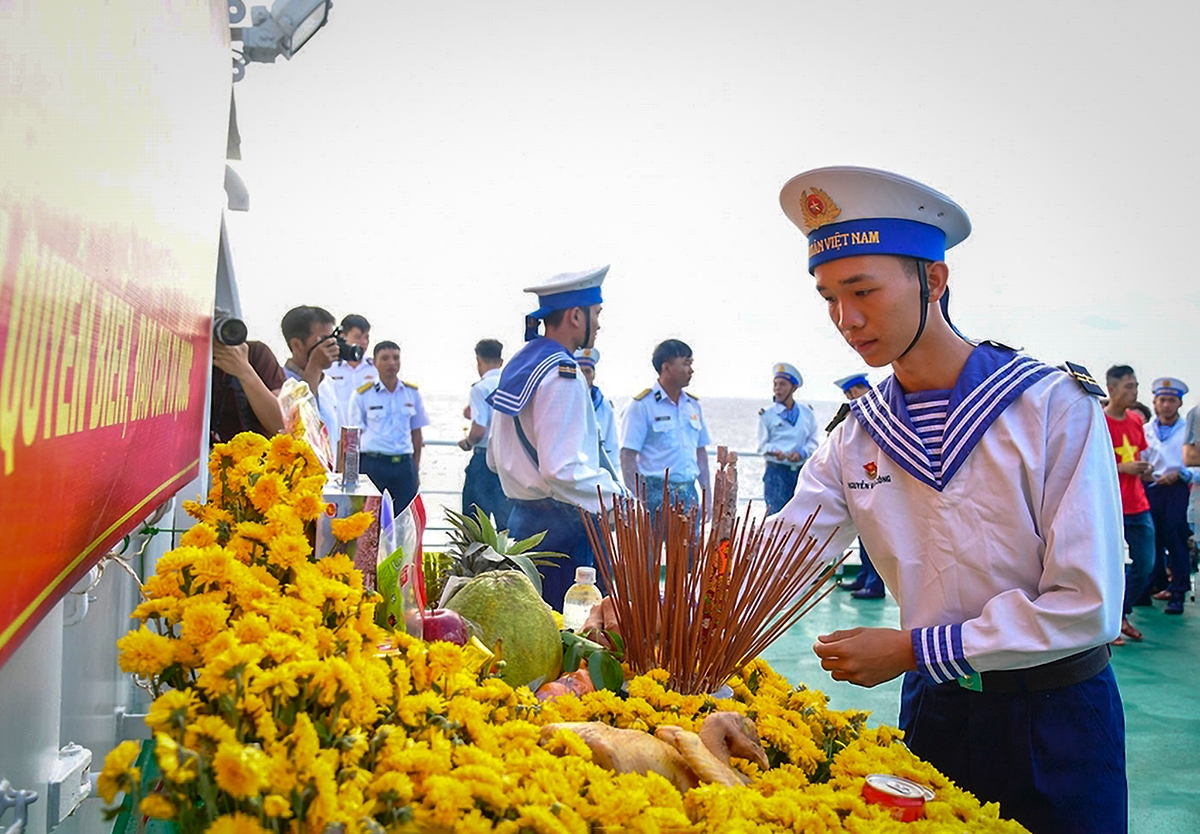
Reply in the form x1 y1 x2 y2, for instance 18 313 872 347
361 453 418 514
763 462 800 515
1145 481 1192 598
899 666 1127 834
462 448 512 530
858 542 884 594
642 476 699 519
1121 510 1156 616
507 498 603 611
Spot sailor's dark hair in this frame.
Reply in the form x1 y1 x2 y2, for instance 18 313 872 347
652 339 692 374
281 305 335 344
1106 364 1136 384
340 314 371 333
373 340 400 357
474 339 503 361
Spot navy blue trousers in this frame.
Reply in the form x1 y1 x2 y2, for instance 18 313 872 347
507 498 603 611
361 453 418 514
1145 481 1192 598
642 476 699 518
462 448 512 530
763 462 800 515
1121 510 1156 616
857 542 884 595
899 666 1127 834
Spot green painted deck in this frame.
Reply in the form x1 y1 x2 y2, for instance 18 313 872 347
760 586 1200 833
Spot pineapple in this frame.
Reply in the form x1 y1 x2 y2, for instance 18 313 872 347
433 507 565 605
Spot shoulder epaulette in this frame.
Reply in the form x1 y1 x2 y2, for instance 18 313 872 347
557 362 577 379
632 388 652 401
825 402 851 433
688 392 700 401
758 407 766 415
1063 362 1105 397
402 380 419 390
356 381 374 394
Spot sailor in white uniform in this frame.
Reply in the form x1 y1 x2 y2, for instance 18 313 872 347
756 362 819 514
1143 376 1192 614
574 348 619 476
486 266 623 609
774 166 1125 833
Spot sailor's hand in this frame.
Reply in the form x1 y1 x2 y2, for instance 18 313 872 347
212 341 253 378
769 450 786 461
1117 460 1153 477
458 438 472 451
462 404 472 419
309 335 339 371
578 596 620 649
813 627 916 688
786 451 801 463
1156 471 1181 486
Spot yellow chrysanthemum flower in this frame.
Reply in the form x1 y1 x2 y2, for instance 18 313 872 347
329 511 373 543
96 740 141 804
138 793 176 819
212 741 270 799
205 812 271 834
116 627 175 677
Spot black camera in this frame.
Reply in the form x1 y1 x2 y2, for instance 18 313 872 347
333 327 364 363
213 314 248 346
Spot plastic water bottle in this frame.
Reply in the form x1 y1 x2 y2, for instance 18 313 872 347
561 567 603 632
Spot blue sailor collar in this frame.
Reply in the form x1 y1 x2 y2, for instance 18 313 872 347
488 337 575 416
849 343 1054 491
590 383 605 411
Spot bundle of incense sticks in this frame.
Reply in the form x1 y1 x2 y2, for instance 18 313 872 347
583 448 846 695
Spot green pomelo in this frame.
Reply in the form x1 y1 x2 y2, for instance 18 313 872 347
446 571 563 688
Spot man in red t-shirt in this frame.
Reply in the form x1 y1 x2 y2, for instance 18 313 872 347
1104 365 1156 644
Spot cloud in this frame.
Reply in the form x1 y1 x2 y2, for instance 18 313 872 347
1080 314 1126 331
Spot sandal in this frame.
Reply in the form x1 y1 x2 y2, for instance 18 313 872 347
1120 619 1144 642
1153 590 1173 601
1110 636 1126 647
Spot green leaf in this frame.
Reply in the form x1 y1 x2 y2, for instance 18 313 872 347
597 651 624 691
606 630 626 661
508 530 547 554
563 643 581 673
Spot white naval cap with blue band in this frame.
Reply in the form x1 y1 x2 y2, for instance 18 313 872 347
833 373 870 393
779 167 971 274
523 265 608 341
773 362 802 387
1152 377 1189 398
574 348 600 367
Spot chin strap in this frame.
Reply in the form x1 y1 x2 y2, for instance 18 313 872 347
898 261 932 358
899 262 971 359
581 307 592 354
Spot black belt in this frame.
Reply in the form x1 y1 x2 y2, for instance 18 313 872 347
362 452 413 463
976 645 1110 694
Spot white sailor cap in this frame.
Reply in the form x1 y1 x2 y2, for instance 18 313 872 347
833 373 871 393
524 265 608 318
1152 377 1188 398
773 362 802 387
779 167 971 274
574 347 600 367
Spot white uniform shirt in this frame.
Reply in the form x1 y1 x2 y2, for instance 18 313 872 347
327 358 377 428
467 368 503 450
757 401 820 466
595 395 618 461
487 368 622 514
1186 406 1200 525
773 369 1123 678
347 380 429 455
619 382 712 483
1145 416 1187 478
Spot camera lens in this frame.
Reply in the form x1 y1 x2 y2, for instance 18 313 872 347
213 316 248 346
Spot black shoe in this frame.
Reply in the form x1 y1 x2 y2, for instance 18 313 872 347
840 576 866 592
851 588 885 600
1166 596 1184 615
1132 594 1154 607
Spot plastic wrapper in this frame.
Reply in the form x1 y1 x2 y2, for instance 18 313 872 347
279 377 335 471
375 492 427 637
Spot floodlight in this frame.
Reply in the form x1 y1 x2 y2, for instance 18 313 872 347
234 0 331 67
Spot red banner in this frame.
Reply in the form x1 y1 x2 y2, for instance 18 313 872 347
0 0 233 666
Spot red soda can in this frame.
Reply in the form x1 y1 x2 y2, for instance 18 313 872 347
861 774 935 822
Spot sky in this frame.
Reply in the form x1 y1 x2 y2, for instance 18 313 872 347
224 1 1200 403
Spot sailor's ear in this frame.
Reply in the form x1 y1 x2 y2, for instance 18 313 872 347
925 261 950 303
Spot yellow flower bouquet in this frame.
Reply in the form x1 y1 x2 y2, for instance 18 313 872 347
101 433 1028 834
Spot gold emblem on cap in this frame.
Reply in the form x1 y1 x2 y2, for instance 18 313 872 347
800 187 841 229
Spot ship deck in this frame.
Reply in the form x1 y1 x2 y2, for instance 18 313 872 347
761 586 1200 833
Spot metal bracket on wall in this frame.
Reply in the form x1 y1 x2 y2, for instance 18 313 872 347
0 780 38 834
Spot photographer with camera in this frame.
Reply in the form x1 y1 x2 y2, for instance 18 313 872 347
210 310 286 444
326 314 375 424
281 305 345 441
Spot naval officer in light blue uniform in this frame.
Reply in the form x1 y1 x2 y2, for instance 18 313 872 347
830 373 884 600
486 266 623 609
773 166 1125 833
347 340 428 513
619 339 712 517
757 362 819 514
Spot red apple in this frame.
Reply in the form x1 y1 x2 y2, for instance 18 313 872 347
421 608 469 645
